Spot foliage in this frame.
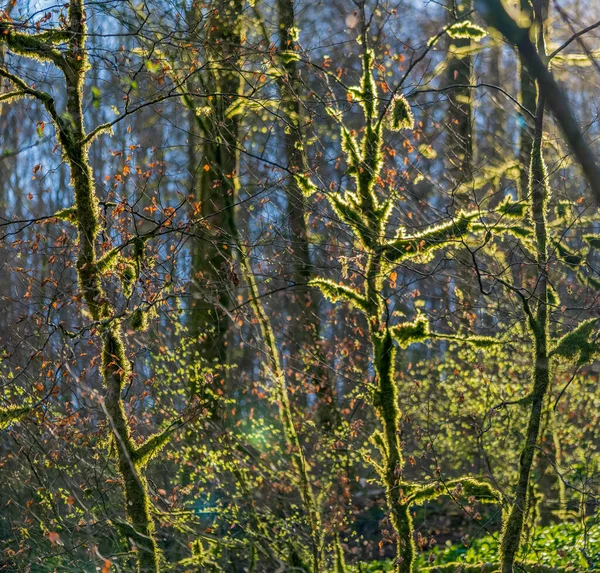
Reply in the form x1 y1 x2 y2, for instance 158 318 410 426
1 1 600 572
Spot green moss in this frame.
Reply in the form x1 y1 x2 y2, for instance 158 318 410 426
446 21 487 41
547 284 560 306
408 477 499 505
96 247 121 274
385 211 477 263
101 327 130 387
278 50 301 64
433 333 500 348
53 205 78 222
551 318 597 366
552 240 582 268
357 48 377 118
0 405 31 431
497 195 528 218
387 94 414 132
130 308 149 331
583 234 600 250
119 259 137 298
422 562 498 572
132 235 147 263
132 427 173 468
587 276 600 290
310 278 370 313
0 25 65 66
358 122 384 205
329 194 374 248
341 126 362 169
555 200 574 220
334 534 349 573
390 315 430 348
294 174 318 197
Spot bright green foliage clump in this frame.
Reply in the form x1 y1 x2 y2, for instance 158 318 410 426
0 405 31 431
387 94 414 131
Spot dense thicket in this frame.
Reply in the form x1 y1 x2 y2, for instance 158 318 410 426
1 1 600 572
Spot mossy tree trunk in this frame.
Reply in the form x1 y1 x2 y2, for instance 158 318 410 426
182 5 324 568
517 0 538 201
304 18 502 568
500 2 550 570
276 0 340 429
446 0 474 184
0 3 162 570
187 0 242 369
239 246 324 571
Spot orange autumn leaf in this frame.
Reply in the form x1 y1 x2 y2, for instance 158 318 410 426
47 531 62 546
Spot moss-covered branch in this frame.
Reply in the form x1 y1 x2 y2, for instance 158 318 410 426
550 318 598 365
0 406 31 431
384 211 478 263
423 562 580 573
1 3 162 571
477 0 600 206
309 278 370 313
0 23 67 67
406 477 500 505
132 426 176 469
307 29 502 572
500 12 551 569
